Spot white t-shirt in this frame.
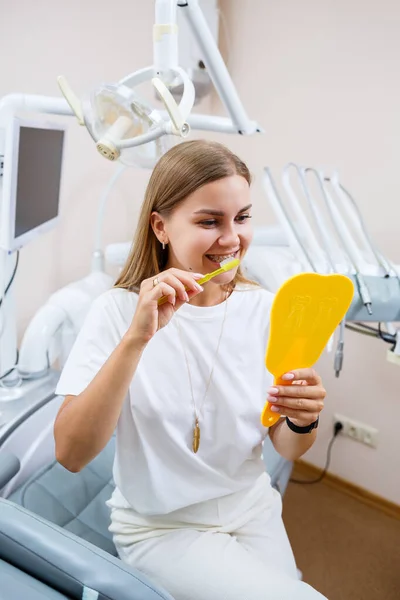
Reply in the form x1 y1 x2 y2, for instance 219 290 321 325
55 285 275 516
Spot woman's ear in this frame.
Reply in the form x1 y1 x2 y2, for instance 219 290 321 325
150 212 168 245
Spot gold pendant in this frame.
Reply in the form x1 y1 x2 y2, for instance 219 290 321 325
192 419 200 453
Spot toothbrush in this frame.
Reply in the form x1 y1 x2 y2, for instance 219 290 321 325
157 257 240 306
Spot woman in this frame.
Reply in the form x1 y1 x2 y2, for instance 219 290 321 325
54 140 327 600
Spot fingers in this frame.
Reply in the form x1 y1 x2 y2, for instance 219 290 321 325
142 269 204 303
267 383 326 402
148 281 179 305
280 368 321 385
266 373 326 423
267 392 322 424
268 395 324 414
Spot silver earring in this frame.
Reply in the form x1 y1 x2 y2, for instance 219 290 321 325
162 242 166 250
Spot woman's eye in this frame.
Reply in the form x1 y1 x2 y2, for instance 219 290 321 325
236 214 252 223
199 214 251 227
200 219 218 227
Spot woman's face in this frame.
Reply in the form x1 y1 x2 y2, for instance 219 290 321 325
153 175 253 284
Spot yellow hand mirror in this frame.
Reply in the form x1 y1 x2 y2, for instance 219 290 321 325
261 273 354 428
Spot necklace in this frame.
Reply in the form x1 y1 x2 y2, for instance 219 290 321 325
174 291 229 453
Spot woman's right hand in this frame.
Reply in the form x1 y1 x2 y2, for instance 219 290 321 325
129 268 204 344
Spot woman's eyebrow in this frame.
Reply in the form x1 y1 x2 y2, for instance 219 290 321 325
193 204 252 217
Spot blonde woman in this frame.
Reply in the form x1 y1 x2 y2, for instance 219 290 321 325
54 140 327 600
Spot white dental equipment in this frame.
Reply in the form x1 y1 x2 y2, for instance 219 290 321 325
0 118 65 252
243 164 400 376
92 164 128 274
58 0 262 167
0 0 262 391
0 117 66 391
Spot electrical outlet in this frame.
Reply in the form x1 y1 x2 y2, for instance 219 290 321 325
333 413 378 448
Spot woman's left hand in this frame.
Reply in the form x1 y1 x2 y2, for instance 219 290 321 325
267 368 326 427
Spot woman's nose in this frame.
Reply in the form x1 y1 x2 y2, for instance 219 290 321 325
218 224 240 247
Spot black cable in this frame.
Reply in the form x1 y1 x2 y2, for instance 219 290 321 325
289 421 343 485
0 250 20 309
354 321 379 333
345 321 396 345
0 251 20 379
0 350 19 381
379 322 398 352
345 323 376 338
354 321 394 343
377 321 395 345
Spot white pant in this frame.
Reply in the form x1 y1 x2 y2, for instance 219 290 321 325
108 476 327 600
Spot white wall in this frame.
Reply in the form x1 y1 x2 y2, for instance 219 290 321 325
1 0 399 503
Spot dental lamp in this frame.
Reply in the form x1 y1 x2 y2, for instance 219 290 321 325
57 0 262 168
0 0 262 389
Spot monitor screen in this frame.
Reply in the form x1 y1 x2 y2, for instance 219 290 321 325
0 118 65 251
15 126 64 239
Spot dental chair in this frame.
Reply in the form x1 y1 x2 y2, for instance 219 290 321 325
0 414 292 600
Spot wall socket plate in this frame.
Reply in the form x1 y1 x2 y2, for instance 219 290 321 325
333 413 378 448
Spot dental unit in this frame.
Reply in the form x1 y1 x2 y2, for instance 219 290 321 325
242 164 400 377
0 0 262 391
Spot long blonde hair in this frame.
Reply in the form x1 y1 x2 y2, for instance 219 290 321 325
115 139 256 292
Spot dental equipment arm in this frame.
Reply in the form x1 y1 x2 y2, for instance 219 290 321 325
263 168 316 272
329 174 396 279
0 1 261 384
178 0 260 134
295 168 339 274
265 164 374 315
318 174 373 315
258 165 400 376
58 0 262 163
281 163 328 273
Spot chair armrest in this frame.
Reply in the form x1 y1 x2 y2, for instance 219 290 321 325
0 557 69 599
0 498 175 600
0 451 20 489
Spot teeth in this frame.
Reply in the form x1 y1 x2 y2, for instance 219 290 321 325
207 253 236 263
